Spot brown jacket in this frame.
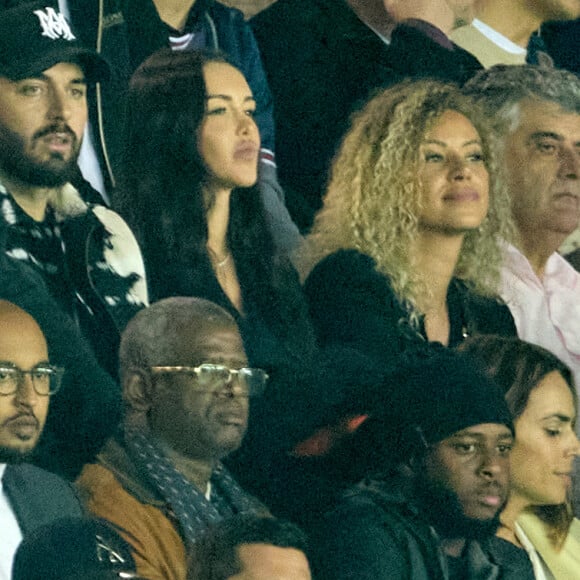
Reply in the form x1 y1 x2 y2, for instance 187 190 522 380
76 436 188 580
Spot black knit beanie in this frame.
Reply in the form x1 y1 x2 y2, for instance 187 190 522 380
341 346 514 475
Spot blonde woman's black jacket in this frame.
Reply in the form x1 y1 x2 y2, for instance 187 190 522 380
304 250 516 366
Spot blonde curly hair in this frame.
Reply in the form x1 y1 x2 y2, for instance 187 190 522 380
298 80 515 324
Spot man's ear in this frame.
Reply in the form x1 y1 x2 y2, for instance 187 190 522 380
123 369 154 413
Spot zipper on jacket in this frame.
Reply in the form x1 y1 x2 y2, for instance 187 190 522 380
96 0 116 190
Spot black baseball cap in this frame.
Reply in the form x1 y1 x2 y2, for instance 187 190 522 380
0 2 109 82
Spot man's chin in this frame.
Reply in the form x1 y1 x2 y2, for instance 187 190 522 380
415 476 502 541
24 159 77 188
1 152 78 189
0 446 36 464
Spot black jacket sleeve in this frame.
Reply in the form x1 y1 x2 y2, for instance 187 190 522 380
304 250 411 366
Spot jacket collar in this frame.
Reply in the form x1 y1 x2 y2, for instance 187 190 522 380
97 434 165 507
0 174 89 221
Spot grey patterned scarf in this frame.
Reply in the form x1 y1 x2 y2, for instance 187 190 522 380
124 428 264 545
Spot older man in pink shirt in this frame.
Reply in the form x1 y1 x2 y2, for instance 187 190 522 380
467 63 580 508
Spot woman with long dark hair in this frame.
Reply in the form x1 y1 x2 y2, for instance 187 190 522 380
115 49 315 375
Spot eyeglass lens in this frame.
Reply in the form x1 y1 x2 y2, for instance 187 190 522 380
196 364 266 396
0 366 62 395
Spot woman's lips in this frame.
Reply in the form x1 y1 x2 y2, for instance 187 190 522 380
443 188 480 202
234 142 259 161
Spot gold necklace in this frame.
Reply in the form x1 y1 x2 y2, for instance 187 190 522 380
207 247 231 269
214 253 231 268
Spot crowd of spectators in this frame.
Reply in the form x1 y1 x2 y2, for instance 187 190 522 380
0 0 579 578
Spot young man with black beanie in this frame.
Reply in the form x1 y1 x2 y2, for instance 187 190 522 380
310 347 534 580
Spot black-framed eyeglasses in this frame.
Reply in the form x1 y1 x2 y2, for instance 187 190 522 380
0 363 64 396
149 363 268 397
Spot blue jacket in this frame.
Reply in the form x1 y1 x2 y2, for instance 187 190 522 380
122 0 275 157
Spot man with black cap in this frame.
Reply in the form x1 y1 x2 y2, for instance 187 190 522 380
0 2 147 379
310 348 533 580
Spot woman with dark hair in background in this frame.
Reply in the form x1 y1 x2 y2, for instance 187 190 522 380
115 49 315 376
459 335 580 578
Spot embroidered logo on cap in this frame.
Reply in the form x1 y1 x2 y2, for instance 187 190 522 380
33 7 75 41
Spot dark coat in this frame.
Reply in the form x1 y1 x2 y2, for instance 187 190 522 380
310 478 502 580
228 250 515 524
251 0 482 230
304 250 517 365
3 464 83 533
0 221 122 478
152 250 315 379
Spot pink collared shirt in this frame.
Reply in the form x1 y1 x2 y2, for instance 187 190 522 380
501 243 580 396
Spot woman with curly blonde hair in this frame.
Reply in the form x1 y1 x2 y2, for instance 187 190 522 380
299 80 517 362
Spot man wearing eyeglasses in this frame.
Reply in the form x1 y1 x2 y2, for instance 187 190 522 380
0 300 82 580
76 297 268 580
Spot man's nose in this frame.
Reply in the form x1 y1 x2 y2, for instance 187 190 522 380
47 87 71 121
558 145 580 179
479 449 505 479
14 372 40 407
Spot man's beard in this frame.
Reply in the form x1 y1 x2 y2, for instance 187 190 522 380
414 474 503 542
0 445 35 464
0 122 80 188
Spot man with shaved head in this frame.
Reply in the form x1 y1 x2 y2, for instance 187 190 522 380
77 297 268 580
0 300 82 579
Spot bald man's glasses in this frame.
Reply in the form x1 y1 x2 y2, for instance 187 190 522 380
0 363 64 396
150 363 268 397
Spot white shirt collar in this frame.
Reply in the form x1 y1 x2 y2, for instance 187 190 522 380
472 18 527 54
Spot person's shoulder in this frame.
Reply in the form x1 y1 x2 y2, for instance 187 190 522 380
321 479 407 526
89 203 144 255
90 204 132 232
75 459 140 514
4 464 83 531
311 479 432 580
547 251 580 285
251 0 356 52
7 463 72 488
305 250 384 292
310 249 377 275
